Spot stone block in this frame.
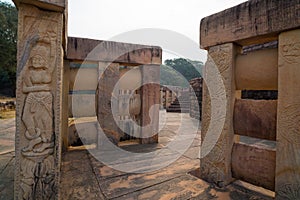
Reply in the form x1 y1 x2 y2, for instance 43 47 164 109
200 0 300 48
69 67 98 91
234 99 277 141
66 37 162 65
69 94 96 118
236 48 278 90
232 141 276 191
13 0 66 12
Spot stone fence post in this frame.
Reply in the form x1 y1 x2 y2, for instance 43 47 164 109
13 0 67 199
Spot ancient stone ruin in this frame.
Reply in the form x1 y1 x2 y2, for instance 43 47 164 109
13 0 161 199
199 0 300 199
12 0 300 199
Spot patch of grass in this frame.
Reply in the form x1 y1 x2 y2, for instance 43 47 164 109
0 110 16 119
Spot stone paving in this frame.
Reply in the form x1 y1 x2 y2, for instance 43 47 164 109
0 113 274 199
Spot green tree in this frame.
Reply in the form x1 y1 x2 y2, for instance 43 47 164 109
160 64 188 87
160 58 203 88
0 1 17 96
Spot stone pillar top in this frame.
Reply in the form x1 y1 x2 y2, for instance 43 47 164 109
200 0 300 49
13 0 66 12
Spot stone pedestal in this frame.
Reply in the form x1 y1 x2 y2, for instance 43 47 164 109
14 1 66 199
276 29 300 200
200 43 237 187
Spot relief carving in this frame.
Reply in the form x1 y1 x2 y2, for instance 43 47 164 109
278 104 300 145
20 31 57 200
277 183 300 200
280 41 300 64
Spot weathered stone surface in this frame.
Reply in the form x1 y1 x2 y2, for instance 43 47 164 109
140 65 160 144
69 65 98 91
68 94 96 117
236 48 278 90
67 37 162 65
13 0 66 12
189 77 202 120
14 3 65 199
200 0 300 49
276 29 300 200
233 99 277 141
200 43 238 186
60 150 105 199
62 60 69 150
232 141 276 191
98 63 121 144
68 117 98 146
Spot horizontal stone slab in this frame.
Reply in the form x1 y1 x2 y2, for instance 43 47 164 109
234 99 277 141
13 0 66 12
200 0 300 48
69 94 96 117
236 48 278 90
67 37 162 65
69 67 98 91
232 140 276 191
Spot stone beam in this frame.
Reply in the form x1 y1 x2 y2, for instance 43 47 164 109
14 1 66 199
67 37 162 65
232 140 276 191
234 99 277 141
235 48 278 90
200 0 300 49
13 0 66 12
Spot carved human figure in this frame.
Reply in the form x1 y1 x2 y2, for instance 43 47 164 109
20 31 57 200
22 32 56 154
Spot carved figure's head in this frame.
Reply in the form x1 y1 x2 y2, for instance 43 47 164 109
30 44 49 69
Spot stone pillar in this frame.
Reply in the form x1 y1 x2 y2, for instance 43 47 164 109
140 64 160 144
276 29 300 199
62 60 70 151
200 43 238 187
98 62 120 144
14 1 67 199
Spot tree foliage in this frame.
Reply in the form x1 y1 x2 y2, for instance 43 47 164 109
161 58 203 87
0 1 17 96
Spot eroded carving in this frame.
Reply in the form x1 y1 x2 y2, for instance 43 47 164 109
277 183 300 200
278 104 300 145
20 31 56 200
280 41 300 64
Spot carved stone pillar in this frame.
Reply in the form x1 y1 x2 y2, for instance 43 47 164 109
14 1 67 199
200 43 238 187
276 29 300 200
98 62 120 144
140 64 160 144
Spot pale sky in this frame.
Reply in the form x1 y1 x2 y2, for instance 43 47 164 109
5 0 247 62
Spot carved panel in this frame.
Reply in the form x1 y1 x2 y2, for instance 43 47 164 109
276 29 300 200
15 4 63 200
200 43 237 186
